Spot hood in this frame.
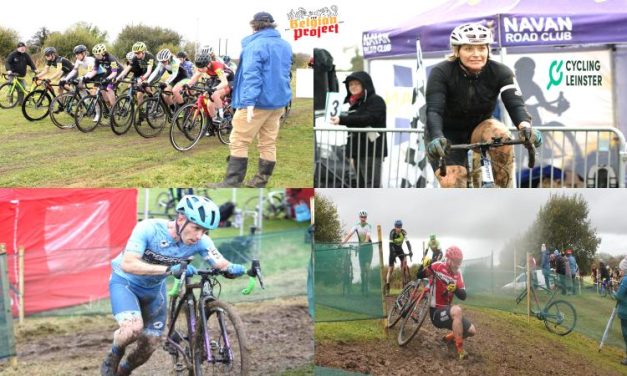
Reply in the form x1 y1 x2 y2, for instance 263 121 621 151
343 71 376 96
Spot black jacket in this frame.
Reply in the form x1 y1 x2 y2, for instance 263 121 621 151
4 50 37 77
339 71 388 159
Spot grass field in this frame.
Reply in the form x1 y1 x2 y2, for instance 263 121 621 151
0 95 313 187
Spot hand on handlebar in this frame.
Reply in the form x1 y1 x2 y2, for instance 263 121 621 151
446 282 457 293
518 124 542 148
427 137 449 160
167 263 197 277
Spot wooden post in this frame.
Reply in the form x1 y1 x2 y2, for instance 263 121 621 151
526 252 531 324
18 246 24 325
377 225 388 335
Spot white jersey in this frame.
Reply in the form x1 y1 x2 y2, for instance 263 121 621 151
350 222 372 243
74 56 95 71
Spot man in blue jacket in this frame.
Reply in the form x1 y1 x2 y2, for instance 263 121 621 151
212 11 292 188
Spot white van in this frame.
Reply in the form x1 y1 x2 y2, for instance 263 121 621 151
501 270 547 290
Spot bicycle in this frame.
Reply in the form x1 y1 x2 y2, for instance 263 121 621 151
110 78 147 135
165 260 264 376
21 77 57 121
0 73 31 109
74 79 115 132
170 85 233 151
597 278 617 298
439 131 536 188
135 82 185 138
242 190 287 220
49 79 89 129
515 277 577 335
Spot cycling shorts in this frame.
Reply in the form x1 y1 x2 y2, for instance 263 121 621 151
109 272 167 336
389 245 406 266
430 306 472 338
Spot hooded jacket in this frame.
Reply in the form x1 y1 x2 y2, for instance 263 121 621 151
339 71 388 159
4 50 37 77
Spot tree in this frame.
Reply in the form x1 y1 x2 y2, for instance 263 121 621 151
29 27 51 52
292 52 310 69
0 26 19 57
45 23 108 58
313 194 342 243
349 48 363 72
112 24 182 58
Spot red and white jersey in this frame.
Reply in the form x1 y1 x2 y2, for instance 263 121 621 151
426 261 465 309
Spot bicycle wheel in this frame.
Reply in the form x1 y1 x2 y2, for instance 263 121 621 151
21 89 52 121
155 191 176 219
543 300 576 336
397 289 430 346
74 95 102 132
387 280 418 329
110 94 134 135
136 96 166 138
49 93 78 129
166 299 195 376
170 103 205 151
194 300 249 376
215 117 232 145
0 82 20 109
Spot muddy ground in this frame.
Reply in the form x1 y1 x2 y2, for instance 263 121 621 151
315 296 625 376
0 296 313 375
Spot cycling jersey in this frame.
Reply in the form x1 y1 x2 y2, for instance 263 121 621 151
93 53 121 76
426 59 531 140
389 229 407 246
206 60 234 81
46 56 73 75
147 59 188 86
349 222 372 243
111 218 227 288
129 52 155 77
426 261 465 309
65 56 95 81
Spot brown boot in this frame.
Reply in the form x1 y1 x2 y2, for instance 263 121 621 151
101 349 123 376
208 156 248 188
245 159 276 188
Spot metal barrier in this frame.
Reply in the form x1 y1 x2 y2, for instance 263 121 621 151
314 125 627 188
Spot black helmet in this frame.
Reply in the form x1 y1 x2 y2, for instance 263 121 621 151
73 44 88 55
195 53 211 68
176 51 187 59
43 47 57 56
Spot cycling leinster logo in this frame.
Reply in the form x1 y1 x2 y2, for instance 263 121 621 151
287 5 340 41
547 59 603 90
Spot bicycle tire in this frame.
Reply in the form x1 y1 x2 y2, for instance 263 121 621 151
194 300 250 376
110 94 134 135
49 93 78 129
215 117 232 145
21 89 52 121
543 299 576 336
397 289 430 346
0 82 21 109
136 96 167 138
155 192 176 219
170 103 205 151
387 280 417 329
74 95 102 132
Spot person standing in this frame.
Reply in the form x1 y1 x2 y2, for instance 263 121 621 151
566 249 578 294
4 42 38 102
213 11 292 188
540 244 552 289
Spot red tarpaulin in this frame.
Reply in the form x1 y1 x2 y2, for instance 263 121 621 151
0 189 137 315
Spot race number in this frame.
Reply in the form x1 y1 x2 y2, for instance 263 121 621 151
325 92 342 123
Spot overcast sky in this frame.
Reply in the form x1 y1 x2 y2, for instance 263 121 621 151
317 189 627 265
1 0 447 68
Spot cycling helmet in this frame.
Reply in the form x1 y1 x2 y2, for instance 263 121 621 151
92 43 107 55
358 210 368 217
446 246 463 261
176 51 188 59
131 41 147 53
126 51 135 62
222 55 231 64
43 47 57 56
430 234 436 240
157 48 172 61
200 45 214 56
176 195 221 230
394 220 402 228
450 23 493 46
195 53 211 68
73 44 88 55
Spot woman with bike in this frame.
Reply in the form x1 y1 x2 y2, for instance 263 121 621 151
341 209 373 294
424 246 476 360
100 195 249 376
425 22 543 188
385 220 412 295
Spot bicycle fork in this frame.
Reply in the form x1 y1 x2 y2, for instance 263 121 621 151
198 295 234 365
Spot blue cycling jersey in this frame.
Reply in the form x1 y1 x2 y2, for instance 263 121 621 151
111 218 225 288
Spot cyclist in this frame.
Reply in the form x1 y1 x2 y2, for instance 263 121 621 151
100 195 251 376
415 234 443 285
115 42 155 120
341 209 373 294
385 220 412 294
147 48 192 110
222 55 238 72
63 44 96 83
176 51 194 78
4 42 38 103
425 22 543 188
423 246 476 360
35 47 73 96
81 43 121 115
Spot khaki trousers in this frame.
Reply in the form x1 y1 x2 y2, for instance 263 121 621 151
230 108 284 161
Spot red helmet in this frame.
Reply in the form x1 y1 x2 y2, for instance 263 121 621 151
566 249 573 255
446 246 463 261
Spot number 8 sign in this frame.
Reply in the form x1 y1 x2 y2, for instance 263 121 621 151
324 92 342 124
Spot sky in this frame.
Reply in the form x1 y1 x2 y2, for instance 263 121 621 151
317 188 627 265
0 0 448 68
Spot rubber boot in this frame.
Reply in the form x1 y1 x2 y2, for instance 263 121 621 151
208 156 248 188
245 159 276 188
101 349 123 376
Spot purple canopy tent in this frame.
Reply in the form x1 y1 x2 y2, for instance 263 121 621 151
362 0 627 58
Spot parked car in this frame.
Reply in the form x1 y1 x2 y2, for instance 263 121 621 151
502 270 547 290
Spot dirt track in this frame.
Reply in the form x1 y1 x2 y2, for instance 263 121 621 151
315 297 625 376
1 296 312 375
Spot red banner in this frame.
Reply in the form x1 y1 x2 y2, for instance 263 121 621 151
0 189 137 315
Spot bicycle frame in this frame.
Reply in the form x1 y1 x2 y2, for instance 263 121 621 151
3 74 31 95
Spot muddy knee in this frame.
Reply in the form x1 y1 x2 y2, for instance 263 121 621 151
437 166 468 188
450 305 463 319
114 314 144 347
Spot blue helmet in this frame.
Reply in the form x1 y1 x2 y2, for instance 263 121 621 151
394 220 402 228
176 195 220 230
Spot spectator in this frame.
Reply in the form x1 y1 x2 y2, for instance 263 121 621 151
612 257 627 366
600 261 611 290
4 42 38 103
540 244 552 289
566 249 578 294
329 71 388 187
591 264 598 285
555 251 567 295
563 251 572 295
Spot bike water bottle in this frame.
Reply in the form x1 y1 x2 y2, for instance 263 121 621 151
234 208 242 228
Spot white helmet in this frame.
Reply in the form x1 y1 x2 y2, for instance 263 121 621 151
358 210 368 217
156 48 172 61
450 23 493 46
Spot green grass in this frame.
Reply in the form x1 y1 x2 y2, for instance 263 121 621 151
0 94 313 187
315 318 385 344
279 364 314 376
